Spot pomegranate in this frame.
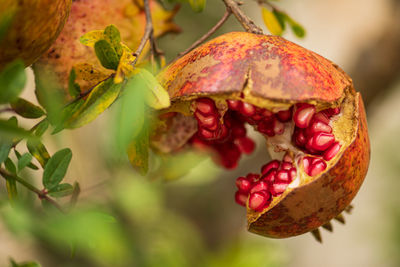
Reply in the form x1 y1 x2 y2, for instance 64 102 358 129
33 0 180 100
153 32 370 239
0 0 71 68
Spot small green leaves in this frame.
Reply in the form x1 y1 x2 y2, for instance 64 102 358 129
27 140 50 168
104 25 123 57
10 98 45 119
17 153 33 172
10 258 42 267
65 78 122 128
42 148 72 190
79 30 104 47
0 142 12 164
48 183 74 198
259 6 306 38
0 118 33 142
261 7 283 36
189 0 207 12
0 60 26 104
94 40 120 70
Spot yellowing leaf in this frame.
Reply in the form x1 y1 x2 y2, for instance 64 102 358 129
261 7 283 36
114 47 136 84
66 78 122 128
79 30 104 47
134 68 170 109
74 63 109 85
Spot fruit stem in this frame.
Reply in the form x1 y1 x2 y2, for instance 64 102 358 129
177 9 232 58
0 168 65 213
222 0 263 34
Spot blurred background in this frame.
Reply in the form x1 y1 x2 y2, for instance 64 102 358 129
1 0 400 266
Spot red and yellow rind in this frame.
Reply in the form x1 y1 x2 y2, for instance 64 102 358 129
158 32 351 103
247 93 370 238
0 0 71 67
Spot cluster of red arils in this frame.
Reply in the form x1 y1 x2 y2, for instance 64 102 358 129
235 153 297 211
189 97 342 212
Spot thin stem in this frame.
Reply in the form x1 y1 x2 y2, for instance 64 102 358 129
222 0 263 34
132 0 154 66
177 9 232 58
0 168 65 213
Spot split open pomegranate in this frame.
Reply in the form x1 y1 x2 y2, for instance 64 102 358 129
153 32 370 239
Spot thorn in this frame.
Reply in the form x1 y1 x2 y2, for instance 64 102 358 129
345 204 353 214
334 213 346 224
311 228 322 243
322 221 333 232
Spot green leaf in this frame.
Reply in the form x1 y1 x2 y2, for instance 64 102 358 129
10 98 45 118
33 120 49 137
17 153 32 172
272 10 286 30
94 40 120 70
127 123 149 175
9 258 42 267
134 68 170 109
27 140 50 168
42 148 72 190
68 69 81 98
0 119 33 142
48 183 74 198
188 0 206 12
285 14 306 38
0 60 26 104
104 25 123 58
261 7 283 36
0 142 12 164
33 65 64 125
52 99 85 134
65 78 122 128
5 157 16 174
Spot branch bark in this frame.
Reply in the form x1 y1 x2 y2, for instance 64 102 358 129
222 0 263 34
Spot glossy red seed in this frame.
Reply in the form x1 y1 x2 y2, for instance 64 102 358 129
270 183 288 196
276 170 291 183
227 99 242 110
276 109 292 122
198 128 214 139
323 142 341 161
261 160 280 175
257 119 275 137
216 124 230 141
309 159 327 176
293 128 307 147
303 157 312 174
236 177 252 193
250 181 269 194
232 124 246 138
283 153 293 163
249 191 270 211
281 162 293 170
235 191 248 206
294 104 316 128
262 109 274 118
240 102 256 116
246 173 260 183
261 169 276 184
306 120 332 136
313 112 330 124
196 98 216 115
195 111 218 130
309 132 335 151
235 137 255 154
323 107 340 117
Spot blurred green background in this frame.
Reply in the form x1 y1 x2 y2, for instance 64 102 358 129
2 0 400 266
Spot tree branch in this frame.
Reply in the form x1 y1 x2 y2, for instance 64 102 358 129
177 9 232 58
0 168 65 213
132 0 154 66
222 0 263 34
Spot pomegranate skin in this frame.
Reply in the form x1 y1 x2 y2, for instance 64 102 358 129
0 0 71 68
158 32 351 103
247 94 370 238
156 32 370 238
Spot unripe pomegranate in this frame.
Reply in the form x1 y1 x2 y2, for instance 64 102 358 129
154 32 370 239
0 0 71 68
33 0 180 100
